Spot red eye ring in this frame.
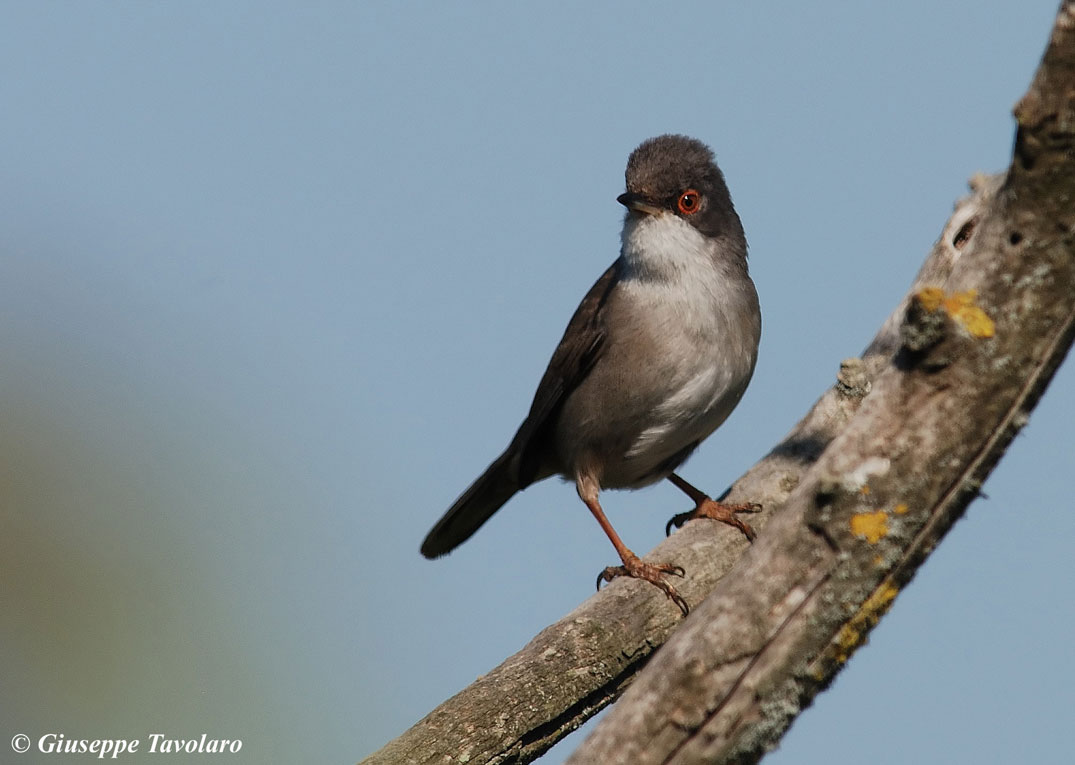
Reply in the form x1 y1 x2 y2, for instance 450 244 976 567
677 190 701 215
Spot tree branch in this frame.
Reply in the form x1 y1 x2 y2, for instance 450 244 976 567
566 3 1075 762
360 4 1075 763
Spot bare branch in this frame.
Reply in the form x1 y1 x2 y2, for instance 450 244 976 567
567 3 1075 762
360 4 1075 763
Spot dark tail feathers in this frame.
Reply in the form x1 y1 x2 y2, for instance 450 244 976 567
421 451 519 558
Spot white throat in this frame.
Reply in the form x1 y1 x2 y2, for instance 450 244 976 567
619 212 717 283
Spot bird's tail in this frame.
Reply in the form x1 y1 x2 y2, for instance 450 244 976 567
421 451 519 558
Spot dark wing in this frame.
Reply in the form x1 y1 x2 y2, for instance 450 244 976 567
511 261 620 486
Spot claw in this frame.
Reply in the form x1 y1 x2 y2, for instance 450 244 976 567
665 510 693 536
595 555 690 616
596 569 609 592
665 498 762 541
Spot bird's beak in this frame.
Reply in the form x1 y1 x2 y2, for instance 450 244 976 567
617 192 662 216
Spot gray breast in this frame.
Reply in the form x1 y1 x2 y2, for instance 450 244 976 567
553 254 759 490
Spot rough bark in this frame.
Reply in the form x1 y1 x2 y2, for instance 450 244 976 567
567 3 1075 762
360 4 1075 763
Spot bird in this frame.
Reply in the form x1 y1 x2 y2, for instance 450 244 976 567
421 134 761 614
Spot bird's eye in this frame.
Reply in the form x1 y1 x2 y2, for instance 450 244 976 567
677 190 701 215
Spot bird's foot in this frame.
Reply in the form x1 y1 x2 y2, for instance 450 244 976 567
596 552 688 616
666 497 761 540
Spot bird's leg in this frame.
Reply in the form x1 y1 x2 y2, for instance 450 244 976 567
665 472 761 540
577 476 688 616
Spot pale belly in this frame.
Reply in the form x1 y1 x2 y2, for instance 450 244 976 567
552 296 757 490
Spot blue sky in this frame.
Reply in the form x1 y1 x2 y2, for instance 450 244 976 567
1 3 1071 763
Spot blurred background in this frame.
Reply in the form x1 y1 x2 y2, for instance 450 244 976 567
1 2 1071 763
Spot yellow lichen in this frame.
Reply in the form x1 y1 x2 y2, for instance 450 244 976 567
864 582 899 613
944 289 996 338
914 286 995 338
850 510 889 543
916 286 945 312
830 583 901 664
893 503 909 515
833 624 861 658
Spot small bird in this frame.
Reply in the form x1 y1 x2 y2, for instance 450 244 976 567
421 135 761 614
